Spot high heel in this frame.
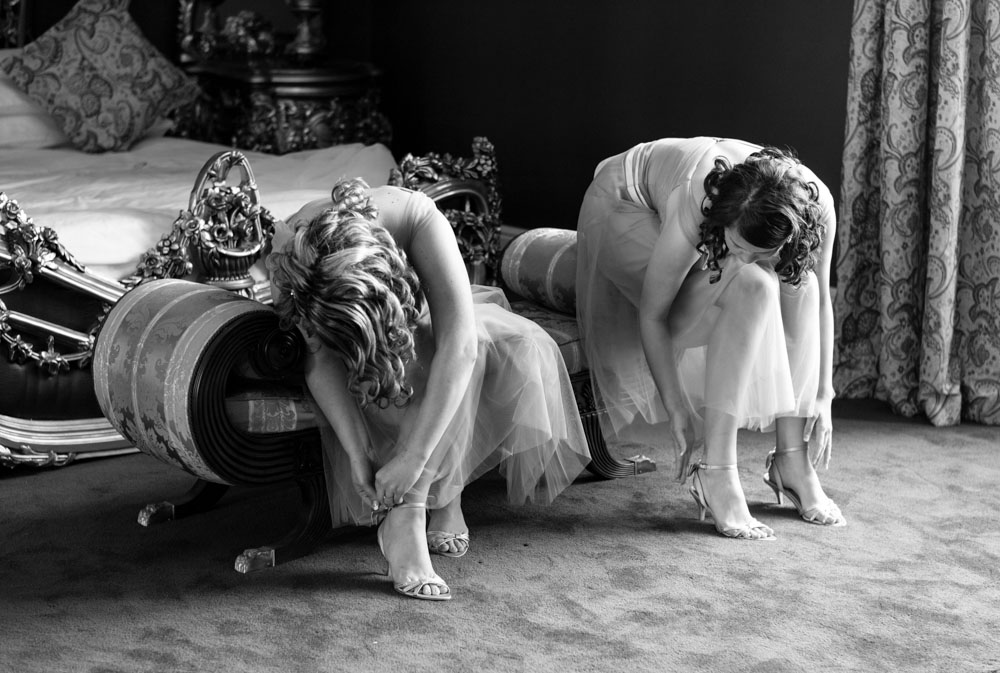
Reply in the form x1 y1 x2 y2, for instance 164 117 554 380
688 462 776 540
376 503 452 601
427 531 470 558
763 447 846 526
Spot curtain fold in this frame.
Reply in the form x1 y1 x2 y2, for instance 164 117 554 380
835 0 1000 426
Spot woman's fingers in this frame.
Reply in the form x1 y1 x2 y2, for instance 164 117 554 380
355 482 379 510
667 407 688 454
811 428 832 469
672 425 687 456
803 416 817 444
374 483 404 507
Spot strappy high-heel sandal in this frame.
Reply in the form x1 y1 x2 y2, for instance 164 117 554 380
688 462 776 541
376 503 452 601
763 447 846 527
427 530 470 558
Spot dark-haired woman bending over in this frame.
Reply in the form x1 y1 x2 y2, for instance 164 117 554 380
267 179 590 600
576 137 845 540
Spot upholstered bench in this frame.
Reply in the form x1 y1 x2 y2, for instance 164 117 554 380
92 147 653 574
498 228 656 480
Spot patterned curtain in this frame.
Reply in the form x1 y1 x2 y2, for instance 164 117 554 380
835 0 1000 426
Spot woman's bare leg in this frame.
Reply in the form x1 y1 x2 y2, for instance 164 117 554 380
772 416 836 514
379 476 445 589
771 272 839 516
426 492 469 555
697 263 778 536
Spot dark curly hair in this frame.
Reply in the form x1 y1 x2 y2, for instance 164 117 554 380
697 146 824 286
269 178 424 409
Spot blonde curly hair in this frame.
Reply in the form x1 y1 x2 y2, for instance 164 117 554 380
269 178 424 408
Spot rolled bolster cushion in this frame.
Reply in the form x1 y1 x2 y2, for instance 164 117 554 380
500 227 577 315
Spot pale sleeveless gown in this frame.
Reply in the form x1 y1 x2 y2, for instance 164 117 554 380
285 188 592 526
575 137 827 469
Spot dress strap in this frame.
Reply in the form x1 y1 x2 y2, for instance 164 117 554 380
620 142 655 209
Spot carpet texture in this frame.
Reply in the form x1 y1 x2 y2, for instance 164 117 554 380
1 400 998 673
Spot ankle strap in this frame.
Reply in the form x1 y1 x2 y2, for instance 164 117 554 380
773 446 807 456
370 500 427 526
689 461 736 478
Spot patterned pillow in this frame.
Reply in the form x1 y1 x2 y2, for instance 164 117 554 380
0 0 199 152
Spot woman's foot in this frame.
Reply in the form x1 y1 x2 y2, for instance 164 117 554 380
426 494 470 557
689 463 775 540
764 447 846 526
377 503 451 600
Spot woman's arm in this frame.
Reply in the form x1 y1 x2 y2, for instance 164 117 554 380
638 206 702 454
377 192 478 493
805 177 837 465
301 337 379 507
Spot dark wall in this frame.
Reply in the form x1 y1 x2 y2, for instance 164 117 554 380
28 1 181 60
31 1 853 232
369 1 854 230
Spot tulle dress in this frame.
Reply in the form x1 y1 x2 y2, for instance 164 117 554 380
575 137 831 470
284 188 593 527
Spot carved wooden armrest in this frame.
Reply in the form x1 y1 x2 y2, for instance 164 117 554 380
388 136 503 284
0 193 134 467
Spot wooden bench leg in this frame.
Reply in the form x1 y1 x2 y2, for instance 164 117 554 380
234 469 332 573
571 371 657 479
137 479 230 526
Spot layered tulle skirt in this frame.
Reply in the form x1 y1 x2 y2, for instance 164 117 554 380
322 286 592 527
575 166 820 471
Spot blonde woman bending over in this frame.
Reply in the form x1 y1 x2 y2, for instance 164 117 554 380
266 179 590 599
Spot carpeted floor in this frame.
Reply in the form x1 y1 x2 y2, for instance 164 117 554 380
2 399 998 673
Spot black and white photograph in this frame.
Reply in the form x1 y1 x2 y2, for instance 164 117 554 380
2 1 998 671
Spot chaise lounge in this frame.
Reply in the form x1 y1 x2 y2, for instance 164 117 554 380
86 142 654 573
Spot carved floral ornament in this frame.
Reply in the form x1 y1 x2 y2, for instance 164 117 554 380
0 193 94 375
0 152 275 377
389 137 503 278
1 0 24 48
124 150 276 293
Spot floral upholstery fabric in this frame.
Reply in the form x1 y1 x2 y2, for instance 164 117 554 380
500 228 586 374
835 0 1000 425
508 299 586 375
500 228 578 315
0 0 199 152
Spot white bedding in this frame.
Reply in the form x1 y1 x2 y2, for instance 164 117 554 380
0 136 398 280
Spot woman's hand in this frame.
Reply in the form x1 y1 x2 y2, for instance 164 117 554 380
374 452 425 507
350 457 378 510
804 394 834 469
663 391 693 458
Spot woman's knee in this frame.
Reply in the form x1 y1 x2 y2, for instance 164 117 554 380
724 262 780 307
